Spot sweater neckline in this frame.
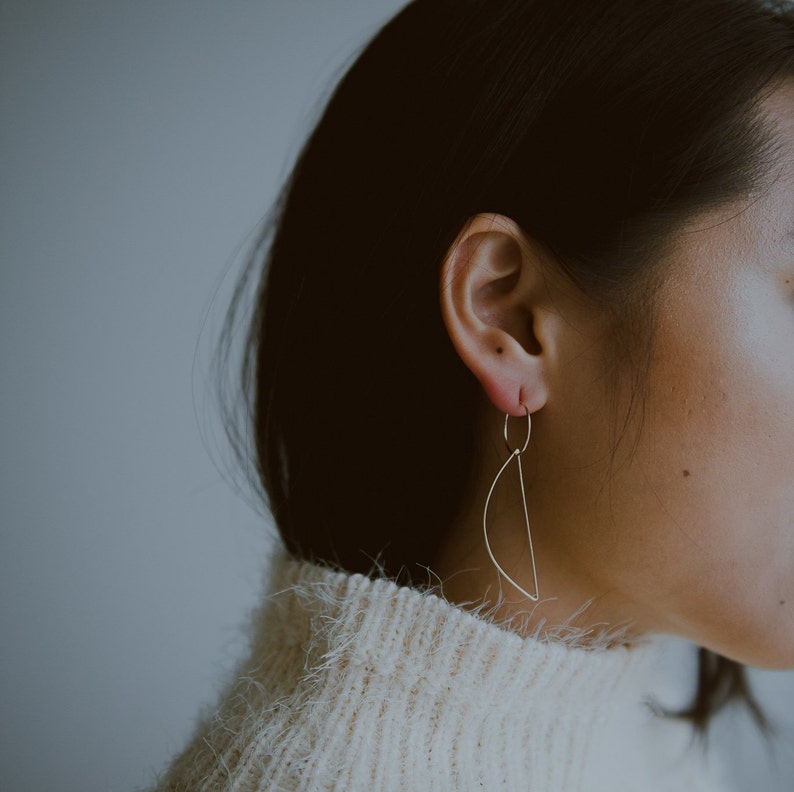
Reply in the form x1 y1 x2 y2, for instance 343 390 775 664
260 552 668 731
265 555 668 685
176 551 730 791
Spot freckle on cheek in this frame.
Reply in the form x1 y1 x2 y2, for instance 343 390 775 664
781 600 786 606
683 469 691 477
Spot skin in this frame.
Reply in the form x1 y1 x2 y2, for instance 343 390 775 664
433 80 794 671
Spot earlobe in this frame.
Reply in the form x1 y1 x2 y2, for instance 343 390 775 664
438 213 551 417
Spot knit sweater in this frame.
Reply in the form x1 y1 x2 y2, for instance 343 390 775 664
153 551 733 791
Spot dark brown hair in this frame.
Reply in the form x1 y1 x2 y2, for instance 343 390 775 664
218 0 794 739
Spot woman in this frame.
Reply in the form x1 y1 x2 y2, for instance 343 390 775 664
154 0 794 788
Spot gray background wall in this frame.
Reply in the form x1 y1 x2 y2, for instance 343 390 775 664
1 2 792 790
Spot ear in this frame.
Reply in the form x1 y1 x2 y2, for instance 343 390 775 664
439 212 559 417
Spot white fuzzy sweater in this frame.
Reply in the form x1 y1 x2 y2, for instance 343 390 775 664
153 551 733 791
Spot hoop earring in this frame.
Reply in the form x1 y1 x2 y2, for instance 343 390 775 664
482 402 540 601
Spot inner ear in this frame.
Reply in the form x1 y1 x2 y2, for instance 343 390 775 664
482 266 520 299
470 246 543 358
524 313 542 355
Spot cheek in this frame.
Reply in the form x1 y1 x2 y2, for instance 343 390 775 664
648 268 793 502
634 276 794 660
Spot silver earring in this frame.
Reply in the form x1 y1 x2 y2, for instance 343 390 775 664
482 402 540 601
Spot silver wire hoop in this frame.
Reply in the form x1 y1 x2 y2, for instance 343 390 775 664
484 400 539 601
503 402 531 455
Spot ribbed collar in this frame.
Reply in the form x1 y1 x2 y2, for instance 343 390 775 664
249 552 726 791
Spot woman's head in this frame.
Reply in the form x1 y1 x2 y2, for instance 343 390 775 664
221 0 794 729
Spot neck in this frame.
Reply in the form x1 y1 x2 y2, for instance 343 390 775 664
431 402 649 643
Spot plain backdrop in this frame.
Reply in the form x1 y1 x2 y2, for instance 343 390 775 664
1 2 793 790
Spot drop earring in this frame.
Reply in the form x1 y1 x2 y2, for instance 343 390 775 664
482 401 540 601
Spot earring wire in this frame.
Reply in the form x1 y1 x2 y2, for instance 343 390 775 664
482 401 540 601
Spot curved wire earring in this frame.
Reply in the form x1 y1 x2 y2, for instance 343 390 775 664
482 401 540 601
